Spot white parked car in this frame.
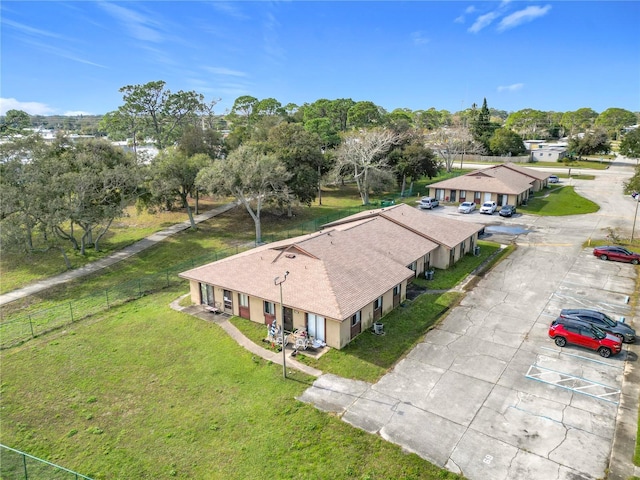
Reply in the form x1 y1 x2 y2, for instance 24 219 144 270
417 197 439 209
480 201 497 214
548 175 559 184
458 202 476 214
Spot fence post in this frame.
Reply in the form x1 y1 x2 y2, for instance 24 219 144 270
105 290 110 309
69 302 74 322
22 452 28 479
28 314 35 338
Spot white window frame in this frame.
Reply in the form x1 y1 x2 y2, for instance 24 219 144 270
264 301 275 315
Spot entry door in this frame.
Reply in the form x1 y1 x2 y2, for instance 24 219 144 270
200 283 214 306
223 289 233 314
283 307 293 332
484 192 492 202
307 313 325 341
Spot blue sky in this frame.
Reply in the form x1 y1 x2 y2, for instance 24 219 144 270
1 1 638 117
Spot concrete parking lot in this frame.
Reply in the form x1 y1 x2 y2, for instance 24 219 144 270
299 163 639 480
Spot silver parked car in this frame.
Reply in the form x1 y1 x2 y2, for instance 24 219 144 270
457 202 476 213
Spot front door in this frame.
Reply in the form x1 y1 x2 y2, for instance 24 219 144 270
200 283 214 306
307 313 325 341
484 192 492 202
283 307 293 332
350 312 361 340
223 290 233 314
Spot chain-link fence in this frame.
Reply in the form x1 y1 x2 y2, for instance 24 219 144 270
0 245 248 349
1 205 375 349
0 444 93 480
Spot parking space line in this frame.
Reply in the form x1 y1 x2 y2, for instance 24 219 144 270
525 364 620 404
539 346 623 369
551 292 632 314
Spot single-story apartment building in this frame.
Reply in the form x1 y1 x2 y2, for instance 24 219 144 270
426 163 553 207
179 203 483 350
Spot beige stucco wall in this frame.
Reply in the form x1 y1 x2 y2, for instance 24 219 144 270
187 279 411 350
429 187 529 207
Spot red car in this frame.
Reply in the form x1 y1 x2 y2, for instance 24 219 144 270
593 246 640 265
549 318 622 358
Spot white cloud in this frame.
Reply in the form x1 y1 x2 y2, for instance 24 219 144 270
498 5 552 32
0 98 55 116
497 83 524 92
411 31 429 45
2 19 61 39
98 2 164 43
468 11 500 33
209 2 248 20
454 5 476 24
204 67 248 77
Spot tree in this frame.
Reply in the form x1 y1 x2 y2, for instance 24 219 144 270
619 128 640 160
1 109 31 135
470 98 498 150
620 129 640 194
560 108 598 137
568 129 611 159
595 108 637 140
0 136 49 252
427 126 479 172
414 108 451 130
489 128 526 156
196 144 290 244
30 138 142 255
347 101 385 128
254 98 283 117
303 98 355 132
148 147 210 229
177 124 224 159
104 80 214 150
334 128 401 205
388 134 439 197
266 123 324 212
505 109 551 139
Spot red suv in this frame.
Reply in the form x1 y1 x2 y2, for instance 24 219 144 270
548 318 622 358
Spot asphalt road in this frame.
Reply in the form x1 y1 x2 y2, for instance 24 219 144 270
298 159 639 479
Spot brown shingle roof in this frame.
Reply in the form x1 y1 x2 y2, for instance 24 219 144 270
324 203 484 249
180 203 482 321
180 228 415 321
426 163 550 195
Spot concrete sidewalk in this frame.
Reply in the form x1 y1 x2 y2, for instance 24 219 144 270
170 297 323 378
0 201 239 306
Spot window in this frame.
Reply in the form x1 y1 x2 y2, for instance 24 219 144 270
374 296 383 310
408 261 417 271
264 301 275 315
393 284 401 295
474 191 481 201
239 293 249 307
351 311 361 327
460 190 466 199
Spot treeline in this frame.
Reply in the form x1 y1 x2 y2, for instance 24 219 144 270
2 80 639 268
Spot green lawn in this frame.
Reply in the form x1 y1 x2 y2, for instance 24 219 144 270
232 241 512 383
0 289 461 480
518 186 600 216
0 189 371 295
